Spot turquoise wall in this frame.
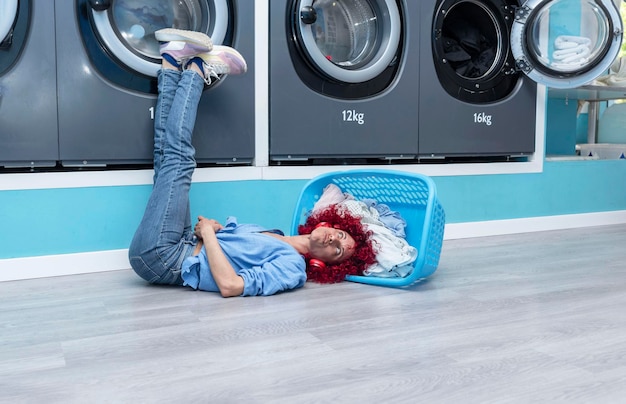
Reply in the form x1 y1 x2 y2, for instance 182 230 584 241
545 98 578 155
1 160 625 259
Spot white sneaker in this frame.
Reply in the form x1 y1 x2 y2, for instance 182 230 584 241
195 45 247 84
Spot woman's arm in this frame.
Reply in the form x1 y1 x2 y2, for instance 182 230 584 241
195 216 244 297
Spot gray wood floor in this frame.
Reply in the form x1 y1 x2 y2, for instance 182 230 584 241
1 224 625 403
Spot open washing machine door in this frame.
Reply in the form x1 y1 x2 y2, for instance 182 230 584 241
290 0 403 98
79 0 230 91
1 0 58 168
511 0 623 88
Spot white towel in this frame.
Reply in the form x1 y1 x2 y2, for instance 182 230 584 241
362 223 418 278
554 35 591 49
552 35 591 69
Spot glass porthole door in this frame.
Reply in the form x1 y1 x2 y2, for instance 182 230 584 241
511 0 623 88
86 0 228 77
294 0 402 83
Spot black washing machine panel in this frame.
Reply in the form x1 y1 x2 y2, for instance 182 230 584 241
0 0 58 168
77 0 233 94
270 0 420 162
432 0 521 104
288 0 405 99
0 0 28 75
419 0 536 158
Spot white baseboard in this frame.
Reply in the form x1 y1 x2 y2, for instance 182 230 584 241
0 249 130 282
444 210 626 239
2 210 626 282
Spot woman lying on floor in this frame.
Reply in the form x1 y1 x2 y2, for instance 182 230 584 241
128 29 376 297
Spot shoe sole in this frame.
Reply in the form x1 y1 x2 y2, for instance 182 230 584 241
201 45 248 75
155 28 213 51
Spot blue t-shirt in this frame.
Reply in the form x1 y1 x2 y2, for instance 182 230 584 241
181 217 307 296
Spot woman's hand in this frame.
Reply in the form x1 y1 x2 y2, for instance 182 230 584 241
194 216 223 239
194 215 244 297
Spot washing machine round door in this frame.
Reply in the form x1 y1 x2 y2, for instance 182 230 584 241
432 0 521 104
0 0 18 46
295 0 402 83
511 0 623 88
87 0 229 78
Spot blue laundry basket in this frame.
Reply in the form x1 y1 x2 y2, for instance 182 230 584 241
291 169 445 288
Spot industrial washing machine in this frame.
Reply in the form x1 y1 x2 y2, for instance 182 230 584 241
55 0 255 167
418 0 623 159
269 0 420 163
0 0 58 168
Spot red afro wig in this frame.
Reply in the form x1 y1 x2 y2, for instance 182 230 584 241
298 204 377 284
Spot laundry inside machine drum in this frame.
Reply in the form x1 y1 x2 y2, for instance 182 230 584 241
440 1 504 80
310 0 379 69
432 0 519 104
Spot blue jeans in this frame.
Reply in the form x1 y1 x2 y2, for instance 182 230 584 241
129 69 205 285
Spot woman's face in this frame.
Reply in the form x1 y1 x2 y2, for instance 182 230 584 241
308 226 356 264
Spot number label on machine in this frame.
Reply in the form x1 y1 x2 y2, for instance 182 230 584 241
474 112 492 126
342 109 365 125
